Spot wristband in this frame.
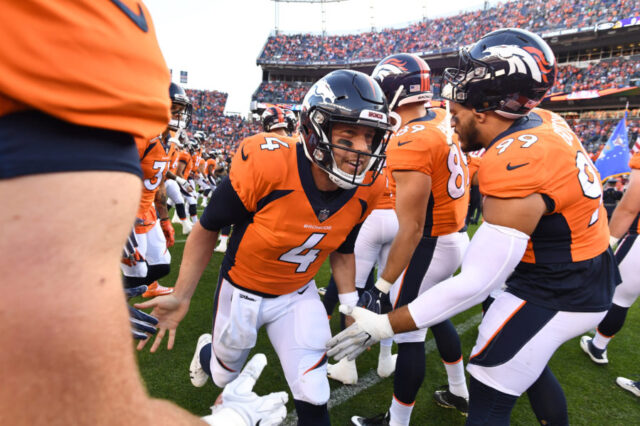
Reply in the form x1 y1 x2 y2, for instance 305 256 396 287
374 277 393 294
338 291 359 307
610 235 620 247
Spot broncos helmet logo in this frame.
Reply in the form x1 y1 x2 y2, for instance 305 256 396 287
523 46 556 84
373 58 409 81
303 78 337 110
483 45 547 83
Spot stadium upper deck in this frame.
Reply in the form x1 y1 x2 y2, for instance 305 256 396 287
258 0 639 67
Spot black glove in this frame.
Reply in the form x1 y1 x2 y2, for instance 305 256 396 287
357 286 392 314
124 285 158 340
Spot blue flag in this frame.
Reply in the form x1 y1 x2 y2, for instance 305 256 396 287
595 112 630 182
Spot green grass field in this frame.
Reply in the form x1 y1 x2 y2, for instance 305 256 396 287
135 222 640 425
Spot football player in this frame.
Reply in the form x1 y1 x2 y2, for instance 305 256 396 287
0 2 214 424
580 152 640 364
176 139 200 224
165 83 195 234
351 53 471 425
136 70 394 426
327 29 620 425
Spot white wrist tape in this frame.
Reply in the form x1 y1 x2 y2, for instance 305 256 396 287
338 291 359 307
610 235 620 247
374 277 393 294
408 221 529 329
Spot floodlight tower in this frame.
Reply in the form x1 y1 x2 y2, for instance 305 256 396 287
271 0 348 37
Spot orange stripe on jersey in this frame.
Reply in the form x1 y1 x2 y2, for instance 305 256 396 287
227 133 383 295
469 301 526 361
478 108 609 263
386 108 469 236
0 1 170 139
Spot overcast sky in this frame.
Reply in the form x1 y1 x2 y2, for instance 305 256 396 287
145 0 502 115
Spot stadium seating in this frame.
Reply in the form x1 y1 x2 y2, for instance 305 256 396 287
258 0 637 64
185 88 261 153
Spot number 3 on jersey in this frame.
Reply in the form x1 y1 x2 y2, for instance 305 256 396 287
279 233 326 273
144 161 167 191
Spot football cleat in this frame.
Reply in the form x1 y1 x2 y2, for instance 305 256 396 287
171 210 181 224
616 377 640 397
327 357 358 385
190 333 212 387
433 385 469 416
142 281 174 298
181 219 193 235
351 411 390 426
317 287 327 297
377 353 397 378
215 237 228 253
579 335 608 364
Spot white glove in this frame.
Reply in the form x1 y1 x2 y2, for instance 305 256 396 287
326 305 394 361
175 176 193 193
202 353 288 426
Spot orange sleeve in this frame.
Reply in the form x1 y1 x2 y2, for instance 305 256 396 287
629 152 640 170
0 1 170 139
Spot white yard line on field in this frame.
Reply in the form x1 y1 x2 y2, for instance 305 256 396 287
282 313 482 425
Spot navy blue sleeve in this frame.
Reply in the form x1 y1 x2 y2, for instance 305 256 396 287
336 223 363 254
199 176 252 231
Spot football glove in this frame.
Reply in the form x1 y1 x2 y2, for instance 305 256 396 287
175 176 193 193
123 285 158 340
160 219 175 248
202 353 288 426
326 305 394 361
357 285 392 314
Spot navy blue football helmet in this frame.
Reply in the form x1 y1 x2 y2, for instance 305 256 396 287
169 83 192 131
372 53 432 109
441 28 556 118
261 106 288 132
299 70 394 189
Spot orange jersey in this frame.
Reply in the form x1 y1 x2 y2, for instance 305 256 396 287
167 143 180 175
135 136 170 232
375 164 396 210
386 108 469 236
627 153 640 234
192 151 203 177
226 132 383 295
178 151 193 179
479 108 609 263
205 158 217 175
0 1 170 139
466 154 483 180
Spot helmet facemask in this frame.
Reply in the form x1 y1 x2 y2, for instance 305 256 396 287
168 98 193 131
302 108 391 190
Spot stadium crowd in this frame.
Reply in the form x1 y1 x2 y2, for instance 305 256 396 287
551 57 640 94
252 80 312 103
258 0 638 64
184 88 261 153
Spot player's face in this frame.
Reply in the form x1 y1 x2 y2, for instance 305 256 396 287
330 123 375 176
450 103 483 152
